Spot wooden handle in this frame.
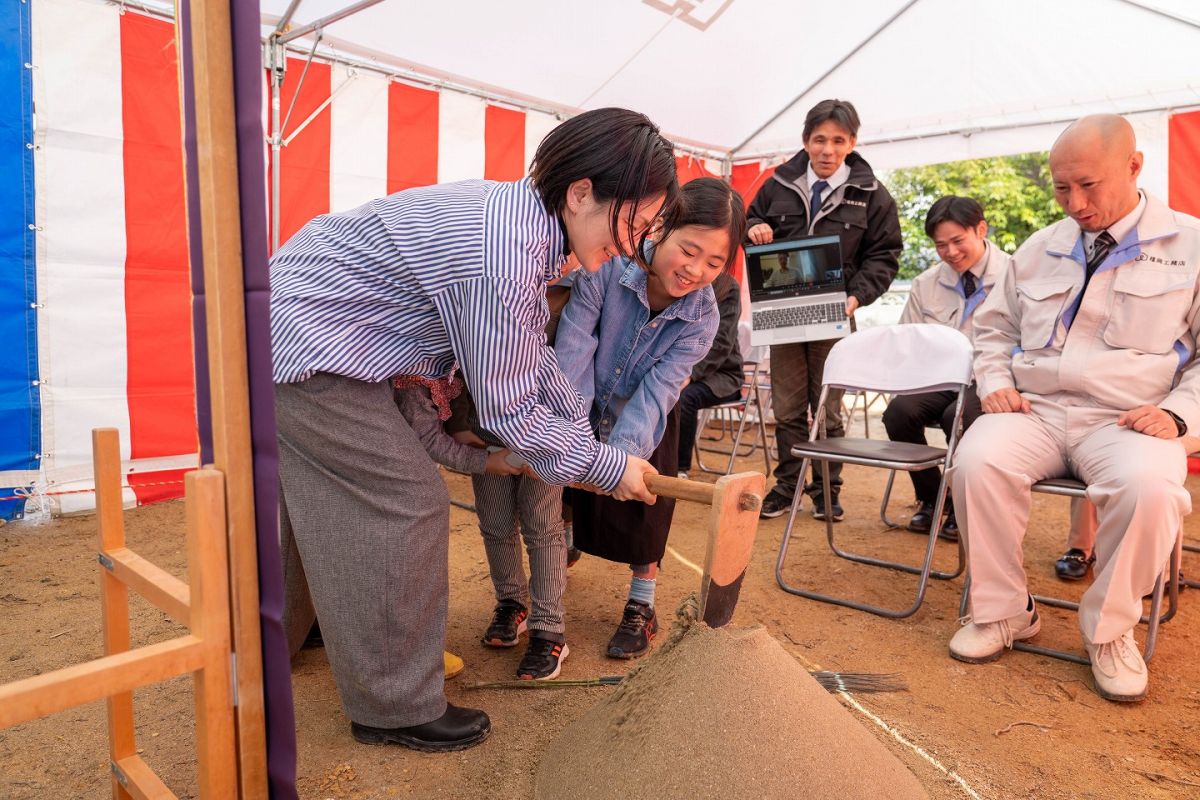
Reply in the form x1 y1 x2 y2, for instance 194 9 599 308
644 474 715 504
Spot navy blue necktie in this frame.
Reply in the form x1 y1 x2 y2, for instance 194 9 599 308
961 271 977 298
810 180 828 223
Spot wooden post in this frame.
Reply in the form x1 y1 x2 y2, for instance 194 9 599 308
94 428 135 800
183 1 267 794
187 469 238 798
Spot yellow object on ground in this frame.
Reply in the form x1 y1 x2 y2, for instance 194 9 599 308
444 651 464 679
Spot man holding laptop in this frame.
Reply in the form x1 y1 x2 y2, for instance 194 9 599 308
745 99 902 519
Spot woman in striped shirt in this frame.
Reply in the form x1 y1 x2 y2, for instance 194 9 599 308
270 108 679 752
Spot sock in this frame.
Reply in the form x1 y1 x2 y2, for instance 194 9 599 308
628 575 656 608
563 522 574 550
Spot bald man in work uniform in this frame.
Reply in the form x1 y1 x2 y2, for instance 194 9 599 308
947 115 1200 702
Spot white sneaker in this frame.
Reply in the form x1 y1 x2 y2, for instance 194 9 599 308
949 601 1040 664
1084 630 1147 702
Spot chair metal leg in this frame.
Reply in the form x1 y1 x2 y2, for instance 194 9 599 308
879 470 904 529
776 456 963 619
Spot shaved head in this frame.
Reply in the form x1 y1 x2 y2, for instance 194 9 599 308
1048 114 1142 232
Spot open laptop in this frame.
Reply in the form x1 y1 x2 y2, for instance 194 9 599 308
746 235 849 346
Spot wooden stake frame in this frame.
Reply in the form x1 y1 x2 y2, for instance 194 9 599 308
0 429 237 798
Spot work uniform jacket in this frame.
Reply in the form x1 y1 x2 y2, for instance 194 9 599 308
746 150 901 307
973 192 1200 434
900 240 1009 346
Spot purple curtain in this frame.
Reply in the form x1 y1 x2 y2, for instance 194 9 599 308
179 2 297 796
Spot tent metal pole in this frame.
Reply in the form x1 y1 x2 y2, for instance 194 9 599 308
730 100 1200 164
729 0 921 156
274 0 305 34
268 39 284 253
277 0 387 45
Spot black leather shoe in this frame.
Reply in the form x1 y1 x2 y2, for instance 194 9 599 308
1055 548 1095 582
906 503 935 533
351 704 490 752
939 511 960 542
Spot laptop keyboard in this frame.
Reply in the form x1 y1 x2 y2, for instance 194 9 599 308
753 302 847 330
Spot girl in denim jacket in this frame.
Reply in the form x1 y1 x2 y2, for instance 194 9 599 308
557 178 749 658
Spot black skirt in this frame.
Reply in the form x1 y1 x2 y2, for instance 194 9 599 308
568 405 680 565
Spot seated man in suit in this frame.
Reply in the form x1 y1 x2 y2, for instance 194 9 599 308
948 114 1199 702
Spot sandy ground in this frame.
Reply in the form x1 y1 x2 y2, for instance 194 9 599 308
3 416 1200 799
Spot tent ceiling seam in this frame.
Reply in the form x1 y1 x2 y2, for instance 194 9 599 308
1112 0 1200 31
729 0 921 155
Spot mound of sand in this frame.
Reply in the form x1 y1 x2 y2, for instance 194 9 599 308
535 610 928 800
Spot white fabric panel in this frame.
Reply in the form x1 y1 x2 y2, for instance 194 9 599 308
824 324 973 394
437 91 486 182
524 110 560 175
32 0 132 481
329 65 388 212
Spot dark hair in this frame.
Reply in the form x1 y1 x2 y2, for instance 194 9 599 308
802 99 861 141
924 196 987 238
668 177 748 270
530 108 680 268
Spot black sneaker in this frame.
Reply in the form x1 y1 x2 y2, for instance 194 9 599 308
516 634 569 679
606 600 658 659
759 488 794 519
810 492 845 522
481 599 528 647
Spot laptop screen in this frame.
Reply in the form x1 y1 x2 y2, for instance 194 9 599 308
745 235 844 302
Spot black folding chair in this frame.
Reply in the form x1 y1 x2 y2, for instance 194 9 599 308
775 324 973 618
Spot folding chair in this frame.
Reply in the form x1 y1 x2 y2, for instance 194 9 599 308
958 477 1182 665
879 421 945 529
775 324 973 618
694 361 773 476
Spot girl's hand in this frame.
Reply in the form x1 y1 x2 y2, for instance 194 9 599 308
485 448 526 476
612 455 658 504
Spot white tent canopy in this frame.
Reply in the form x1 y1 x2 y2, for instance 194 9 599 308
258 0 1200 193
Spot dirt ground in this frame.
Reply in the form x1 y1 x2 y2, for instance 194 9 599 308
3 416 1200 799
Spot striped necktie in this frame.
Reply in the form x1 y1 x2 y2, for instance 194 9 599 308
1082 231 1116 294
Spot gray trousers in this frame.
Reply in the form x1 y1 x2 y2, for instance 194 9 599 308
276 373 449 728
471 473 567 635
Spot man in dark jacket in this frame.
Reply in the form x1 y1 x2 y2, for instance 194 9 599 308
746 99 902 520
676 270 744 477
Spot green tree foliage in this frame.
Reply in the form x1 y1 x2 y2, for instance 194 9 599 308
884 153 1063 280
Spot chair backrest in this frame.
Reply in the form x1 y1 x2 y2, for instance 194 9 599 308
822 324 973 395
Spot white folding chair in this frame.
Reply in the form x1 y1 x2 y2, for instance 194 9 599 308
775 324 973 618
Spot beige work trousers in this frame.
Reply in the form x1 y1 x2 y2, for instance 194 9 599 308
949 399 1187 644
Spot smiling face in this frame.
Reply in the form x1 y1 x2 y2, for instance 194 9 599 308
562 179 666 271
932 219 989 273
803 120 856 179
644 224 731 310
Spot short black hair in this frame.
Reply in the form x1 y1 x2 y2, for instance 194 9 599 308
803 99 861 141
671 177 748 271
530 108 680 268
924 196 987 238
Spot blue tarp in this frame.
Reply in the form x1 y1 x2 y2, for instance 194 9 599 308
0 1 38 521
